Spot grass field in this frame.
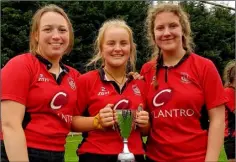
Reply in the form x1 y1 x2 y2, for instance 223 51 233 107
65 135 228 162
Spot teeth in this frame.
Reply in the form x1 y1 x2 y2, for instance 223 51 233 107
51 43 61 45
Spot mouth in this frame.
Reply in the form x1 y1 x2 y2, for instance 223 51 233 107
111 54 124 58
49 43 63 47
162 39 174 41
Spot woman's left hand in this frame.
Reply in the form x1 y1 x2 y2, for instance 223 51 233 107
135 110 149 128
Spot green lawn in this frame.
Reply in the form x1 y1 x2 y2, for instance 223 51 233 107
65 135 228 162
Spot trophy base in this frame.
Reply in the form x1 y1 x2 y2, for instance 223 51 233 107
117 152 135 162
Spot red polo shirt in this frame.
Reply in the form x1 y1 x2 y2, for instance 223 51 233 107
224 87 235 137
141 52 227 162
1 53 80 151
76 68 147 155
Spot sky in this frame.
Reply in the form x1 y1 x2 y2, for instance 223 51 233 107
207 1 235 9
152 1 235 9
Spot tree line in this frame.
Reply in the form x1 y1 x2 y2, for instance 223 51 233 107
1 1 235 76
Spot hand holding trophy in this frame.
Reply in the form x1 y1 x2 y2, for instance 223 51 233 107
114 99 136 162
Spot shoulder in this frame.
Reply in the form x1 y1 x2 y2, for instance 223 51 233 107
189 53 215 68
64 65 81 77
7 53 37 64
77 70 99 82
224 87 234 94
141 60 156 72
3 53 37 70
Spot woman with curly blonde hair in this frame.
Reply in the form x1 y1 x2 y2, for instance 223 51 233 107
140 3 227 162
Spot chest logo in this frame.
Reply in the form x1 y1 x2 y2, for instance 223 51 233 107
50 92 68 110
67 77 76 90
180 72 191 84
132 84 141 96
153 89 172 107
98 86 110 96
38 74 49 82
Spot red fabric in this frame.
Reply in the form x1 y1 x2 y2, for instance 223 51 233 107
1 53 80 151
76 69 146 155
224 87 235 137
141 53 227 161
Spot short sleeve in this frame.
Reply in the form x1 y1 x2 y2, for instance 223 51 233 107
201 60 228 109
224 88 235 112
1 55 32 105
75 74 90 116
140 61 156 84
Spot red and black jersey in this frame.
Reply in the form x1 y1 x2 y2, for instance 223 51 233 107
224 87 235 137
1 53 80 151
76 68 147 155
141 52 227 162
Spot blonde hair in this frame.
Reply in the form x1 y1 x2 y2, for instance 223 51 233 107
29 4 74 55
146 3 194 60
223 60 235 87
87 19 136 72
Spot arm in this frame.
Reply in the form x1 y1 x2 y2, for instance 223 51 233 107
72 104 115 132
205 105 225 162
1 100 29 162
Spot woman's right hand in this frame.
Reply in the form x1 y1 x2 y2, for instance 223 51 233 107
98 104 115 128
128 72 144 80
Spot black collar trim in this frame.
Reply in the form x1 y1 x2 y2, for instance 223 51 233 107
157 51 191 68
35 54 69 72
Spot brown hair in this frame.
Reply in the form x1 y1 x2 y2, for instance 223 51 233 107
146 3 194 60
87 19 136 72
29 4 74 55
145 3 194 89
223 60 235 87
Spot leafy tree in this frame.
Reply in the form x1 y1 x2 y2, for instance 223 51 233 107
1 1 235 76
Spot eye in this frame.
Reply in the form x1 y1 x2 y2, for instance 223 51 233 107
43 28 51 32
59 28 67 32
107 41 115 46
169 23 178 28
121 41 128 46
156 26 164 31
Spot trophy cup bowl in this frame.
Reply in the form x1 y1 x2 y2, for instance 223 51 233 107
116 109 136 162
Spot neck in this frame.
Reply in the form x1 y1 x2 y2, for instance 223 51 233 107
104 66 126 78
40 54 61 74
162 48 186 67
103 66 126 85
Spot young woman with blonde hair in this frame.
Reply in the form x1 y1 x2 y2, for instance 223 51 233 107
72 19 149 162
140 3 227 162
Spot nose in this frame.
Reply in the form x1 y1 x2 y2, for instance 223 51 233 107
114 44 122 51
163 27 171 36
51 29 60 40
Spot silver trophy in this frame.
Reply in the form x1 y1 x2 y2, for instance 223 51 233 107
116 109 136 162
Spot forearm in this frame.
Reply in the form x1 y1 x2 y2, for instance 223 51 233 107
72 116 95 132
205 119 225 161
2 126 29 162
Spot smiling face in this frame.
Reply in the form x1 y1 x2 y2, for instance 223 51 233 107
36 11 69 60
154 11 183 53
102 26 131 69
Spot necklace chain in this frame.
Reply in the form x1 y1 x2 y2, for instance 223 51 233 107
104 68 126 85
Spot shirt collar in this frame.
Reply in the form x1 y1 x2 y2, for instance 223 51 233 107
157 51 191 68
35 54 69 73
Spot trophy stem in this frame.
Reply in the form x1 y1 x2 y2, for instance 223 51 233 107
117 138 135 162
123 138 130 153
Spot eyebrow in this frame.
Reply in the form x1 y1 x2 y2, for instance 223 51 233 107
41 24 67 28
